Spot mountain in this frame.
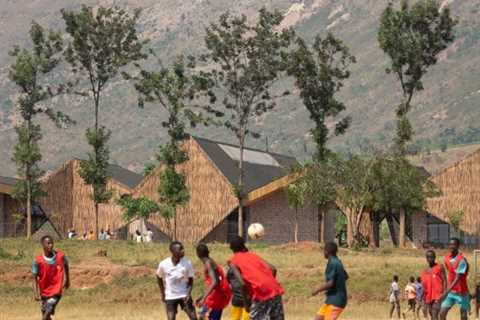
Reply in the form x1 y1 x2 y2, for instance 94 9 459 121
1 0 479 176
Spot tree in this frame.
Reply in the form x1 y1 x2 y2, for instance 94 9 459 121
9 22 70 239
117 194 159 237
370 154 440 247
62 5 146 239
288 33 355 162
378 0 456 155
126 56 212 240
447 209 464 234
335 155 375 247
202 9 293 237
286 179 307 243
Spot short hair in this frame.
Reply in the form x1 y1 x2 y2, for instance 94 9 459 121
229 236 247 253
325 242 338 255
409 276 415 282
196 243 209 258
450 237 461 246
393 275 399 281
417 277 421 282
426 249 436 256
169 241 183 251
40 235 52 243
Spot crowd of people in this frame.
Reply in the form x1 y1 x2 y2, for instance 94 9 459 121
30 234 476 320
389 238 477 320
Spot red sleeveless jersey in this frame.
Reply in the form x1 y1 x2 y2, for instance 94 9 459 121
444 253 469 295
204 264 232 310
421 263 444 303
35 250 66 297
229 252 284 302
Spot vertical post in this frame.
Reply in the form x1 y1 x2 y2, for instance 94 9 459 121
399 208 406 248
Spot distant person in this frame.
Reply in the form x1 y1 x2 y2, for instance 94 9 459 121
421 250 446 320
87 230 95 240
156 241 197 320
414 277 425 319
195 244 232 320
32 235 70 320
99 229 106 241
227 264 249 320
228 235 284 320
403 276 417 319
105 229 112 240
145 228 154 243
439 238 470 320
81 232 87 240
389 275 401 319
135 230 143 243
312 242 348 320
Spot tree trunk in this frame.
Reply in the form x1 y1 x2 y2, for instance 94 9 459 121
318 206 324 244
346 211 354 248
173 215 177 241
399 208 406 248
237 136 245 237
369 211 380 248
26 171 32 239
294 208 298 243
94 202 99 240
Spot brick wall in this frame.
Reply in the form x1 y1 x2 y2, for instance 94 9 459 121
248 189 319 244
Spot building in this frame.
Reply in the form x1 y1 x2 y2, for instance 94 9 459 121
134 136 334 244
38 159 144 237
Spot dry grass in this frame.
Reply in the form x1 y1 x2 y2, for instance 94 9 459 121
0 239 476 319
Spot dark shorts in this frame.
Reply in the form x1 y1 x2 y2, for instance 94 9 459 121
166 298 196 315
250 295 284 320
408 299 416 308
199 305 223 320
41 295 61 316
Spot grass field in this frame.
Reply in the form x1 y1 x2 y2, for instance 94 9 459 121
0 239 475 319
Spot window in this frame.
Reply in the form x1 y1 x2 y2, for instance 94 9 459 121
427 223 450 245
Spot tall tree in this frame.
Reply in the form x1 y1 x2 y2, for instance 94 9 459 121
62 5 146 239
126 56 212 240
286 178 307 243
378 0 456 155
288 33 355 162
202 9 293 237
287 32 355 242
9 22 70 239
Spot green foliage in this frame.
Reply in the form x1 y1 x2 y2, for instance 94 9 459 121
202 8 293 195
286 179 307 211
378 0 457 153
288 33 355 162
143 163 155 177
447 209 464 231
78 127 112 205
157 167 189 218
117 195 159 222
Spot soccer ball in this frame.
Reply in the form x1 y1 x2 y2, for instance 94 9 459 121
248 223 265 240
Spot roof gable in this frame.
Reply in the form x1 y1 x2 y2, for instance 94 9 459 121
193 136 296 193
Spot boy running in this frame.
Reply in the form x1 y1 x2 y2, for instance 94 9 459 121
195 244 232 320
439 238 470 320
414 277 425 319
156 241 197 320
403 276 417 319
421 250 446 320
389 275 401 319
228 235 284 320
312 242 348 320
32 235 70 320
227 264 250 320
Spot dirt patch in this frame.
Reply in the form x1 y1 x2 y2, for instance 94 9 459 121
0 257 153 289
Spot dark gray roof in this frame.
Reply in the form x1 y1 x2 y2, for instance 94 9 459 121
106 164 143 189
0 176 19 186
193 136 297 193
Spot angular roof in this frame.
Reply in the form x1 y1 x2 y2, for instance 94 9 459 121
193 136 297 193
106 163 143 189
0 176 18 187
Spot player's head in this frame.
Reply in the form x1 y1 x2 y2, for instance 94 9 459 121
416 277 421 283
426 249 436 266
40 235 54 254
196 243 210 259
324 242 338 259
409 276 415 283
448 237 461 254
229 236 248 253
393 275 399 282
169 241 185 260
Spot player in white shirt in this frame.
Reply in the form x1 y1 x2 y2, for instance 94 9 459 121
156 241 197 320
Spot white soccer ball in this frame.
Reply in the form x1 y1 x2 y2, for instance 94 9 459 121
248 223 265 240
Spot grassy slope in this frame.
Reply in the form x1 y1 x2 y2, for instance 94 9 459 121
0 0 480 177
0 239 474 319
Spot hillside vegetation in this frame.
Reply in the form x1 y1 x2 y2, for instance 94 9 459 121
0 0 479 176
